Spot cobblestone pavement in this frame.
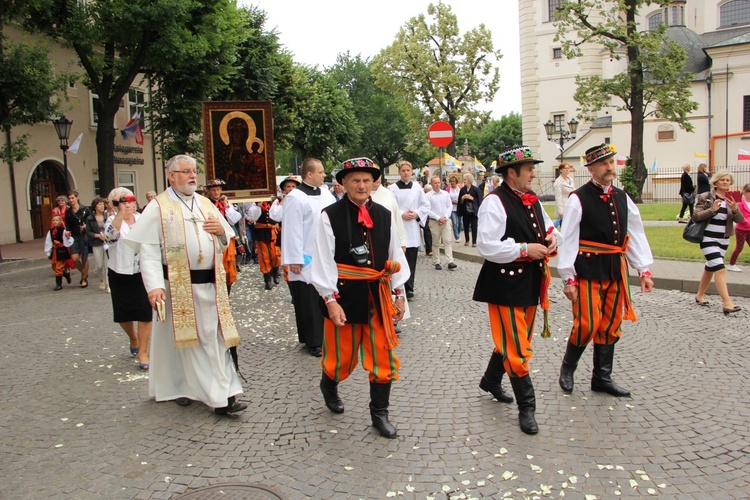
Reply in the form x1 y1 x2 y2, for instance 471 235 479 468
1 256 749 499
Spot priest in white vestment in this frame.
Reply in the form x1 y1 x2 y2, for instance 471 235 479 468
124 155 246 416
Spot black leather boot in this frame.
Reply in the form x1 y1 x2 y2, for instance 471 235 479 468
63 269 71 284
370 382 397 439
214 395 248 415
263 273 272 290
509 375 538 435
591 343 631 397
272 266 281 284
559 341 587 393
479 351 513 403
320 373 344 413
54 276 63 291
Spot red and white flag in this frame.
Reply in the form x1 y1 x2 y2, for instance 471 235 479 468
121 110 144 145
739 149 750 161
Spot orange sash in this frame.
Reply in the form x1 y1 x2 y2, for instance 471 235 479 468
515 248 557 338
578 235 637 322
335 261 401 350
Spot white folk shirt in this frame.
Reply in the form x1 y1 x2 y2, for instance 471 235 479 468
105 212 142 275
426 188 452 221
268 199 283 222
556 189 653 283
388 181 429 248
370 185 407 248
476 194 562 264
281 184 336 283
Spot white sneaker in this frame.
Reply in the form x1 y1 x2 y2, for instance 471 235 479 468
726 264 742 272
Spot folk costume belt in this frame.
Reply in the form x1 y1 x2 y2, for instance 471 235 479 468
578 235 637 322
336 260 401 350
515 249 557 338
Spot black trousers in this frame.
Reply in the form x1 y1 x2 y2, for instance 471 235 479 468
288 280 324 348
463 214 478 244
422 223 432 254
679 200 694 218
404 246 419 295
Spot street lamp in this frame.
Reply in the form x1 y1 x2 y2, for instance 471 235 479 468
52 115 73 192
543 117 579 157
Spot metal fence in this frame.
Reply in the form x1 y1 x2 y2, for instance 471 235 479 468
534 165 750 203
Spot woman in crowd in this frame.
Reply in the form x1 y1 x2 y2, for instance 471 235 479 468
105 187 152 369
52 195 68 226
86 198 110 292
553 162 575 227
696 163 710 195
446 175 463 242
726 183 750 272
678 163 696 223
457 173 482 247
693 170 744 315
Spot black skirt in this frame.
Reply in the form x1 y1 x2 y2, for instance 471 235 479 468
108 269 153 323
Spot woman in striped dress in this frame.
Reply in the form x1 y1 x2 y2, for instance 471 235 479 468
693 170 744 315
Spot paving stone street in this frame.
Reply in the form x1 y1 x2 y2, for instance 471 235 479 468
1 255 749 499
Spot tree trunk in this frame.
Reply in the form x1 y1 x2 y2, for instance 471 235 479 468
447 116 457 157
95 111 118 197
626 5 646 204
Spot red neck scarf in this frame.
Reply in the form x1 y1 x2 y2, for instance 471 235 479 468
521 192 538 206
212 198 226 217
358 204 373 229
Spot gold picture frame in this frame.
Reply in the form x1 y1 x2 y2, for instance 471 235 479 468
202 100 276 202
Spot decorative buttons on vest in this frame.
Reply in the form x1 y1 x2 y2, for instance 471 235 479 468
501 269 506 274
518 268 523 273
509 270 515 275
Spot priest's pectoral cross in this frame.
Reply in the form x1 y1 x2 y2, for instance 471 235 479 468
185 216 205 264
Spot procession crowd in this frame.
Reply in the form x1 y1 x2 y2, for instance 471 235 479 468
43 143 747 436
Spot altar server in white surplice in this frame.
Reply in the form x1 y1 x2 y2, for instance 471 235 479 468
388 161 429 299
124 154 247 416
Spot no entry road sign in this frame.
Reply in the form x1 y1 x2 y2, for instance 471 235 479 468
427 121 454 148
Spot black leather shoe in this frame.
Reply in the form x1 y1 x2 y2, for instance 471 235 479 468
434 264 442 270
214 401 248 415
479 376 514 403
53 284 63 291
406 291 414 299
394 324 402 334
175 397 192 407
320 373 344 414
308 346 322 357
448 262 457 269
63 270 71 284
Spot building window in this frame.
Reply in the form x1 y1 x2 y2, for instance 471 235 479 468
744 95 750 131
553 114 565 133
720 0 750 27
118 170 136 198
657 124 675 141
90 93 99 126
128 88 146 119
664 5 685 26
548 0 563 21
553 47 562 59
648 11 663 30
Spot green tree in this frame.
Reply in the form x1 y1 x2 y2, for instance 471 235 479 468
456 113 523 167
1 0 67 242
327 53 411 169
372 2 501 157
554 0 699 202
30 0 241 195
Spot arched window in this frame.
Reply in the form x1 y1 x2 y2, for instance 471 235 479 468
720 0 750 28
648 11 663 30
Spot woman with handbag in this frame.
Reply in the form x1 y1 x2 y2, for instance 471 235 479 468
678 164 695 223
457 173 483 247
692 170 744 314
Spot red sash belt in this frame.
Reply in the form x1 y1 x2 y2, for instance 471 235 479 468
336 260 401 350
578 235 637 322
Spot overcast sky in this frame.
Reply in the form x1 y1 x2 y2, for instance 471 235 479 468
243 0 521 118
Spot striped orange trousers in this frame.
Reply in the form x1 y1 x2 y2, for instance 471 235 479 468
569 279 624 347
487 304 537 378
257 240 280 274
322 304 399 384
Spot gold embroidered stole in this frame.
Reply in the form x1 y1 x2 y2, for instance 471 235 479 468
156 191 241 349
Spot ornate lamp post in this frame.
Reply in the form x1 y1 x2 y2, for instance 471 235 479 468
52 115 73 192
543 117 579 157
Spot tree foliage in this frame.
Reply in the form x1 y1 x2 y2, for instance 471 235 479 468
456 113 523 167
327 53 413 169
554 0 699 202
372 2 501 156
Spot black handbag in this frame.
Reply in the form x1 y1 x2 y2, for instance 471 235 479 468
681 193 695 205
682 218 707 244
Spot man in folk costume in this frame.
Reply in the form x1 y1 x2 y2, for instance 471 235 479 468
473 146 561 435
204 178 242 294
388 161 429 299
311 157 409 438
557 143 654 398
281 159 336 357
124 155 247 416
245 199 281 290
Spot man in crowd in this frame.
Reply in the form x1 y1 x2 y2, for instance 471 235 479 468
388 161 429 299
311 157 408 438
65 190 92 288
426 175 457 271
473 146 560 435
557 143 654 398
281 159 336 357
124 154 246 416
245 199 281 290
204 178 243 294
331 179 345 200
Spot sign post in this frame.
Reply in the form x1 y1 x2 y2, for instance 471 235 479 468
428 121 454 178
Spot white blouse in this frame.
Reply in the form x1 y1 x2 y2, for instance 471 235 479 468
105 213 141 275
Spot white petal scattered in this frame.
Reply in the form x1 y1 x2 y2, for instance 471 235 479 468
640 475 650 481
657 483 666 488
516 488 527 493
498 447 508 455
413 446 419 450
629 479 638 489
442 485 451 492
76 423 84 427
625 404 634 409
54 444 63 448
344 466 353 471
141 462 147 465
329 429 337 434
476 480 485 487
615 466 624 471
502 471 514 481
569 476 577 484
614 491 621 496
585 495 597 500
647 488 656 495
164 477 172 483
541 484 552 495
531 464 543 473
61 418 69 422
487 474 495 479
526 454 534 459
562 482 568 489
405 485 415 492
461 480 470 486
636 470 645 474
386 492 396 498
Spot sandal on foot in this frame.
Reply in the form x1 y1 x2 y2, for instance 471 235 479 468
695 297 710 306
130 347 139 357
80 279 88 288
139 363 149 371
